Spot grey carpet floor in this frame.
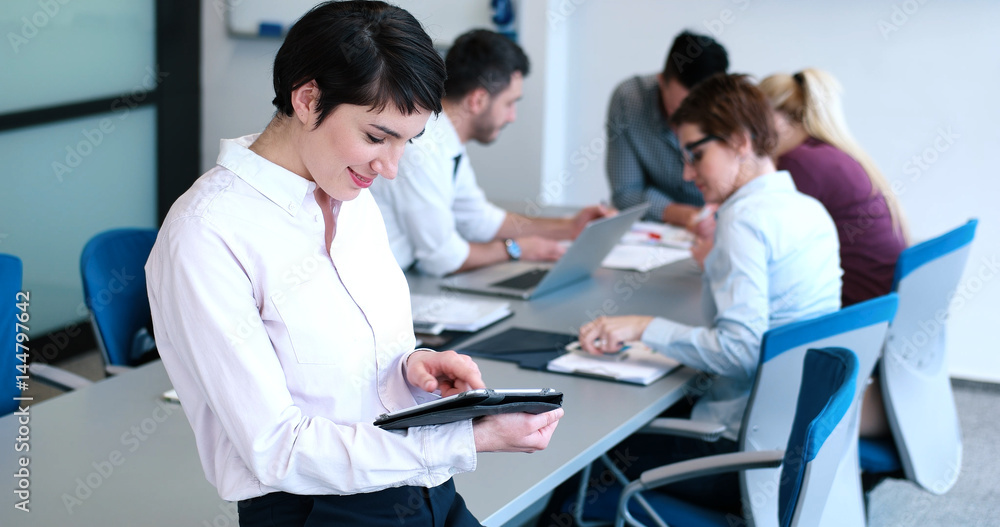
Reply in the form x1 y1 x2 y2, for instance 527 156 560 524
868 380 1000 526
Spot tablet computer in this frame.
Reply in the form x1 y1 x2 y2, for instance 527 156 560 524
374 388 563 430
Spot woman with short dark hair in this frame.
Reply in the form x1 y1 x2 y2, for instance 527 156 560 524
146 3 561 525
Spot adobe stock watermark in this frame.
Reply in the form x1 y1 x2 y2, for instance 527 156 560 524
572 270 653 334
547 0 588 28
50 65 170 182
226 252 328 348
726 444 808 526
211 0 246 21
509 121 628 236
702 0 752 38
892 126 958 198
7 0 72 53
890 253 999 364
891 457 960 524
878 0 932 40
201 501 240 527
543 449 639 527
61 399 179 514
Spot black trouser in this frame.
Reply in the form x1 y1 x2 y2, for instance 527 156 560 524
238 478 482 527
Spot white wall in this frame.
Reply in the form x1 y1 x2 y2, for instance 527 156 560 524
200 0 278 172
201 0 999 381
541 0 1000 382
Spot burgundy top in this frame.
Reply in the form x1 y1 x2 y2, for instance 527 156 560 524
778 138 906 306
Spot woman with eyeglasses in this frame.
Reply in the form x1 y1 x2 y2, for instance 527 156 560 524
577 74 841 512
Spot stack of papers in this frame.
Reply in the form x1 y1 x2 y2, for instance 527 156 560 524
411 294 512 334
602 244 691 272
547 342 681 385
620 221 695 249
602 221 694 272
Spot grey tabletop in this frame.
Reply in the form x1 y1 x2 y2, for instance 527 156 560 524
0 260 706 526
410 261 707 525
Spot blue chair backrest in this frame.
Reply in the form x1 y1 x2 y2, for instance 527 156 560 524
80 228 158 367
881 219 977 493
1 254 24 416
740 294 897 527
779 347 859 527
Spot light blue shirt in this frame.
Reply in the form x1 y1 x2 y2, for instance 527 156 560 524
642 171 842 440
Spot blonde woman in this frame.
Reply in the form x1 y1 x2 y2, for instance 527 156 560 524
760 69 908 307
761 69 908 439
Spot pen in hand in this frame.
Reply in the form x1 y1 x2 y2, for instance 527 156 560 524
566 340 631 360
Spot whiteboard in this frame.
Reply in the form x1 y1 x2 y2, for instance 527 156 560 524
225 0 508 48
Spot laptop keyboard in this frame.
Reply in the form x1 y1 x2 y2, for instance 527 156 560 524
490 268 549 290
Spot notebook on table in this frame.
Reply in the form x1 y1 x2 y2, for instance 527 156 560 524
457 327 682 385
546 341 681 386
410 294 512 334
441 203 649 300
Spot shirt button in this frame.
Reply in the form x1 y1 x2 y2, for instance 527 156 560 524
288 201 297 212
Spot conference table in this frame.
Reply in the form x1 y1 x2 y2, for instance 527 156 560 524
0 259 708 526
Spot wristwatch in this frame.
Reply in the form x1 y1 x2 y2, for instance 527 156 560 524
504 239 521 260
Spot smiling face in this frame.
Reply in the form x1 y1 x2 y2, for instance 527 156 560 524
677 122 745 204
292 85 430 201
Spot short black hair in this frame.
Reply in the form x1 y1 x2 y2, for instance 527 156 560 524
443 29 530 101
271 1 446 128
662 31 729 89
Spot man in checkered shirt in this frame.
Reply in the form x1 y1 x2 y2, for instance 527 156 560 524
605 31 728 226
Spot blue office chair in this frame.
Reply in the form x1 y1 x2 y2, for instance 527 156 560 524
617 348 860 527
80 228 159 375
859 219 978 495
0 254 92 407
1 254 25 416
570 294 897 526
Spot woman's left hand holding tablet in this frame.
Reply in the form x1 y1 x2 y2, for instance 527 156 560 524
406 350 485 396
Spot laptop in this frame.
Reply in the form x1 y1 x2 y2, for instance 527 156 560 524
441 203 649 300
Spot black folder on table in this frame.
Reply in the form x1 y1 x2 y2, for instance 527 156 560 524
457 328 575 370
374 388 563 430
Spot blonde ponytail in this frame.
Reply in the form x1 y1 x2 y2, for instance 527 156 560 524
759 69 909 242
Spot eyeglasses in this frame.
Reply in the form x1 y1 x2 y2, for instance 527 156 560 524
681 135 721 165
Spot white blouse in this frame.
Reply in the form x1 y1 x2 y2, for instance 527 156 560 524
146 135 476 501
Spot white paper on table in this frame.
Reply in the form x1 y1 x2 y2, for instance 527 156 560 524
410 294 512 332
601 244 691 272
547 343 681 385
620 221 695 249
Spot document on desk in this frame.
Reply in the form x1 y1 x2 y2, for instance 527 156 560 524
620 221 695 249
547 342 681 385
411 293 512 334
601 244 691 272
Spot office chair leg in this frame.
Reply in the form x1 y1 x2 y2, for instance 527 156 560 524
571 454 659 527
